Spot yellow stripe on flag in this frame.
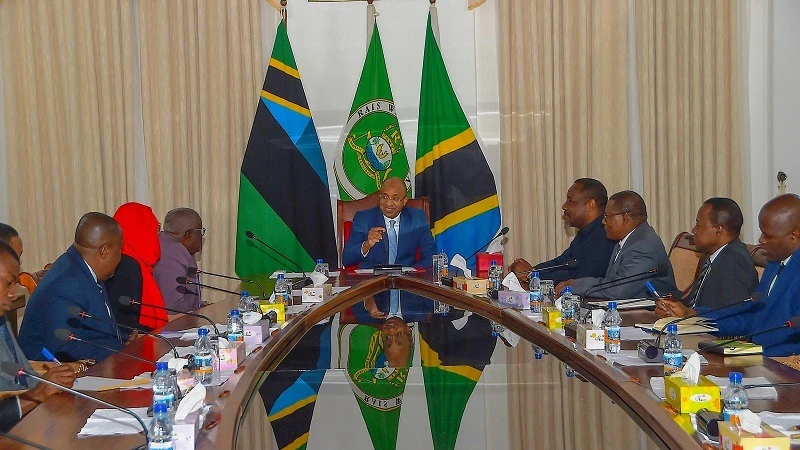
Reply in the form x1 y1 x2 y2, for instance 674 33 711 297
283 432 310 450
415 128 476 174
269 57 300 79
261 90 311 117
268 395 317 422
432 195 499 236
420 335 483 381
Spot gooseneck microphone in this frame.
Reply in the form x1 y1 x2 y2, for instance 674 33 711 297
118 296 221 335
245 231 313 289
582 267 659 299
464 227 509 263
0 362 149 448
698 314 800 353
187 267 266 298
67 306 179 358
520 259 578 275
0 429 53 450
54 329 156 365
176 277 240 296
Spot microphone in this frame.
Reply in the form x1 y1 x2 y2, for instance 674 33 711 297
464 226 509 263
697 314 800 353
54 329 156 365
0 430 53 450
637 293 766 362
118 296 221 335
176 276 240 296
581 267 659 299
67 306 179 358
245 231 312 289
186 267 266 298
520 259 578 275
0 361 149 448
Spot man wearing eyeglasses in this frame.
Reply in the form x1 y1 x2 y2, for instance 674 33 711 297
154 208 205 312
342 177 435 322
556 190 678 299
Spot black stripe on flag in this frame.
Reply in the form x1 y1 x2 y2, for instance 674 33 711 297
264 66 309 111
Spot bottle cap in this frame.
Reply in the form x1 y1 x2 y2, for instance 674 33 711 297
198 328 209 336
607 301 617 309
277 273 285 280
230 309 240 316
490 261 496 267
532 271 540 278
562 286 572 294
153 401 168 414
667 323 678 333
156 361 168 371
241 290 250 297
729 371 743 383
316 258 323 263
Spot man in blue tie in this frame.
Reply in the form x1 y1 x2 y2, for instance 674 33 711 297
342 177 436 322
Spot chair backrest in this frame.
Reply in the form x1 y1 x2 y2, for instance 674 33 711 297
667 232 706 294
17 272 39 294
747 244 768 280
336 193 430 267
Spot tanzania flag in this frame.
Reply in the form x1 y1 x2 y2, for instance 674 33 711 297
415 9 501 269
333 9 411 201
419 312 496 450
235 20 337 278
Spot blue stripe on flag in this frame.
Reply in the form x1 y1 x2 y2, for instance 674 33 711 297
263 98 328 184
435 207 501 269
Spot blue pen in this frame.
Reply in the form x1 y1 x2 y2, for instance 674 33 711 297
645 280 661 298
41 347 62 366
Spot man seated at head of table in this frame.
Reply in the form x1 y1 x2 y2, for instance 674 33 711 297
18 213 125 362
509 178 617 286
0 240 76 433
661 194 800 357
555 190 679 299
153 207 204 313
655 198 758 318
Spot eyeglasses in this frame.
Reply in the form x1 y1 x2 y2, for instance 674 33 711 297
188 227 206 237
381 330 411 345
603 212 627 220
379 194 406 203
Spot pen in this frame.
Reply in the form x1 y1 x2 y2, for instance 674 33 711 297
41 347 62 365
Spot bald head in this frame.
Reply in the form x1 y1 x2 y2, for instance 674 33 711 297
757 194 800 262
380 177 406 193
74 212 123 281
164 208 204 255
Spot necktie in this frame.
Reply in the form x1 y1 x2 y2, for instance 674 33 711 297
99 282 123 343
606 243 621 276
0 321 27 387
388 220 400 315
687 257 712 308
768 262 785 296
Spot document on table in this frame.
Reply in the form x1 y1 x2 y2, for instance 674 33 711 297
174 324 227 340
78 407 149 436
650 375 777 400
73 375 152 392
592 349 707 367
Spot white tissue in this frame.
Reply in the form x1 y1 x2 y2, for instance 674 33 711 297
309 271 328 287
502 272 526 292
168 358 189 371
591 312 604 329
739 409 763 434
672 352 701 384
217 337 230 349
175 384 206 422
486 238 504 254
242 311 262 325
555 295 563 310
450 254 471 278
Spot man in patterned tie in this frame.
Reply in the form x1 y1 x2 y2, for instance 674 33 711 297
656 198 758 318
0 240 75 432
342 177 436 322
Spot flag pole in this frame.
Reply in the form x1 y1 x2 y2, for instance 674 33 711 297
280 0 287 25
366 0 377 47
429 0 440 48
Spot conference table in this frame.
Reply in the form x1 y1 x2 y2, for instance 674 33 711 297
3 271 800 449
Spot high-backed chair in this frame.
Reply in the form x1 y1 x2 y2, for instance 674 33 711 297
17 263 52 294
748 244 768 280
667 232 706 295
336 193 430 268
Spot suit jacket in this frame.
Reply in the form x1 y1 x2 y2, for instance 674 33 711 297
689 240 759 309
0 317 37 391
18 246 123 362
570 221 678 299
701 247 800 357
534 215 618 284
0 395 21 433
343 206 436 323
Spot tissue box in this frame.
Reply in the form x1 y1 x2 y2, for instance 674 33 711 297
476 252 504 278
173 409 202 450
719 422 789 450
218 341 246 372
259 300 285 324
665 374 721 414
453 276 488 295
497 290 529 309
542 307 562 331
576 323 605 350
244 319 272 348
302 284 332 303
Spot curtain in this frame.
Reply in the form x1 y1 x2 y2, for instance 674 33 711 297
0 0 137 271
636 0 743 245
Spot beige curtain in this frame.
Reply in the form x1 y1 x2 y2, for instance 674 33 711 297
636 0 743 245
497 0 631 266
0 0 136 271
137 0 269 300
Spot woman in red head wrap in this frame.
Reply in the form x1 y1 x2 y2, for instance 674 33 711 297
106 202 168 335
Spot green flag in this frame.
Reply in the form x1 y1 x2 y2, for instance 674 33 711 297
333 12 410 200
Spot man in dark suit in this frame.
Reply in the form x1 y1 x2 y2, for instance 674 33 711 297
510 178 617 285
559 190 678 299
342 177 435 322
18 213 125 362
664 194 800 356
656 198 758 318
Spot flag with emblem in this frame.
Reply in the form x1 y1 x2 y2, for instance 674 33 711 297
235 20 337 278
414 8 501 269
333 6 411 200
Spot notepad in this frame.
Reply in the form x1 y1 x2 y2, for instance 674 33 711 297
635 316 718 335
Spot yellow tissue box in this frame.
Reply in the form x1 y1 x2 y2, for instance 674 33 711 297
719 422 789 450
659 401 695 435
259 300 286 324
664 374 721 414
542 307 563 331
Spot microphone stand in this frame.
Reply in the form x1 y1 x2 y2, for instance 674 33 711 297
56 331 156 365
464 227 509 265
245 231 313 289
190 269 266 298
122 297 221 335
0 430 53 450
75 311 180 358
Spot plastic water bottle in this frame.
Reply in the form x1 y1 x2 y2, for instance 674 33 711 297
532 344 545 360
237 290 251 313
194 328 214 386
148 401 174 450
662 323 683 375
603 301 622 354
488 261 502 297
227 309 244 343
529 271 543 313
152 362 176 413
274 273 290 307
561 287 577 325
722 371 748 422
314 259 329 277
563 362 576 378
